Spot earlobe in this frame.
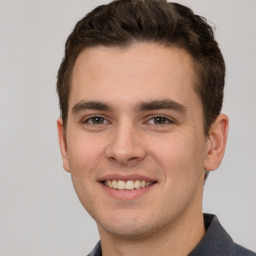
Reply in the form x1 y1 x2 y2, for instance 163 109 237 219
204 114 229 171
57 118 71 173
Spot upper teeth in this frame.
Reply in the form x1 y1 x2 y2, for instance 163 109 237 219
104 180 154 190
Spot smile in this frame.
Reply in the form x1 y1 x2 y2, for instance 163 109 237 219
102 180 156 190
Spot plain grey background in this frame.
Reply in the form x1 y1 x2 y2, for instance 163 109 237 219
0 0 255 255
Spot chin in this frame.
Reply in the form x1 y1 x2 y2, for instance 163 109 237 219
97 213 160 239
100 223 154 239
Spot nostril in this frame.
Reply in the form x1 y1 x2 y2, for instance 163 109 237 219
105 132 147 164
128 157 139 161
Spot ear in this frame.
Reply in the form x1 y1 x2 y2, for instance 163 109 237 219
57 118 71 173
204 114 229 171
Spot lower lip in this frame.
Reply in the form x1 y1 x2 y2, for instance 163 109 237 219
99 182 156 200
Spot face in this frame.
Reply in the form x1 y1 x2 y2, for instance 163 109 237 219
58 43 217 239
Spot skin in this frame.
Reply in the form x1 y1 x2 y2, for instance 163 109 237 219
57 43 228 256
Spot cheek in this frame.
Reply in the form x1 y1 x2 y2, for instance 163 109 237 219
66 134 105 214
66 133 105 177
149 133 206 210
149 132 206 180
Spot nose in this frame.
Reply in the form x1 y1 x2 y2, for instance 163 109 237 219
105 121 146 166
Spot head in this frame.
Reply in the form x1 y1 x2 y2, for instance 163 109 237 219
57 0 225 135
56 0 228 244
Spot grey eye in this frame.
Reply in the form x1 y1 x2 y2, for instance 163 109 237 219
87 116 107 124
147 116 175 125
152 117 169 124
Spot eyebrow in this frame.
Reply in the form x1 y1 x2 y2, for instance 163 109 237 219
72 100 112 114
71 99 186 114
136 100 186 113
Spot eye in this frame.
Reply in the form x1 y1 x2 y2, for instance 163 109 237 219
147 116 174 125
83 116 109 125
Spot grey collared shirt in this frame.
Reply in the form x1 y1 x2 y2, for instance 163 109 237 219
87 214 255 256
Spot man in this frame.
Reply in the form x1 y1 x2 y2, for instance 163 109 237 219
56 0 256 255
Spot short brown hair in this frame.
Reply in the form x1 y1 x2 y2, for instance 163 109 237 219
57 0 225 134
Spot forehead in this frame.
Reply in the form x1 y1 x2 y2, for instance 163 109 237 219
70 43 199 109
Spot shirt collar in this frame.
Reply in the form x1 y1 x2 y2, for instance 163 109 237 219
189 213 235 255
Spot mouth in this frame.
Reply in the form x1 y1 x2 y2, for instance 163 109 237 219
102 180 157 190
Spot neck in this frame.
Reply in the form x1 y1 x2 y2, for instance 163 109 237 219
98 211 205 256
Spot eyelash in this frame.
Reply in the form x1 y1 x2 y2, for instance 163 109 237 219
82 115 175 126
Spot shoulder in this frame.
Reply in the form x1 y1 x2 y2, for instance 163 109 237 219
234 243 256 256
87 241 102 256
189 214 256 256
